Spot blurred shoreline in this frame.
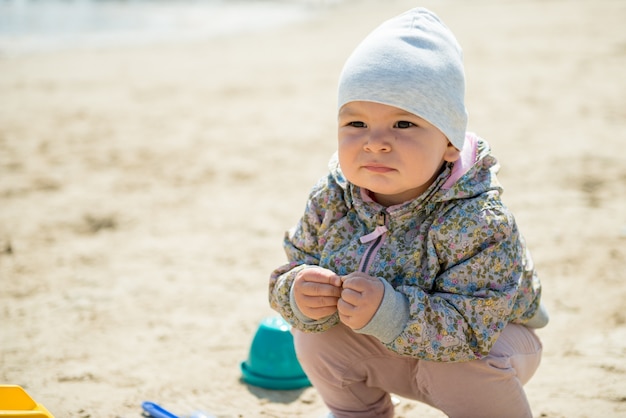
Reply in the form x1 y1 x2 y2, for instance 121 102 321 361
0 0 332 56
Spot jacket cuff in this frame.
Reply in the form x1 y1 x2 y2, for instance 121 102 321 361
355 279 409 343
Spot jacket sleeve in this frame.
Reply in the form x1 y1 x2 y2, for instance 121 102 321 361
385 198 529 362
268 176 342 332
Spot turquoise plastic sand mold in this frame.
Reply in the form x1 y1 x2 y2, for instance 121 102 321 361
240 316 311 390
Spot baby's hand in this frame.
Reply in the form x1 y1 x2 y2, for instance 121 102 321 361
293 266 342 320
338 272 384 330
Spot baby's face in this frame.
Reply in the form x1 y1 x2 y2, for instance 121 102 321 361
337 101 460 207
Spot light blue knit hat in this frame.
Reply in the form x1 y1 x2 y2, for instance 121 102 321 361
338 8 468 150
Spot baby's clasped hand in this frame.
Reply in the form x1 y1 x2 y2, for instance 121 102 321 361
293 266 342 320
338 272 385 330
293 267 385 328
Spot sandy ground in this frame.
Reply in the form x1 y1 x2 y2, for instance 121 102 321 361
1 0 625 417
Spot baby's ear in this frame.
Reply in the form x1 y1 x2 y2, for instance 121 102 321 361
443 142 461 162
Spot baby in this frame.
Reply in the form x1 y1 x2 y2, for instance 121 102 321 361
269 7 548 418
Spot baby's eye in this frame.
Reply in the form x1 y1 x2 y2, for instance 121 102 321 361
394 121 415 129
348 121 367 128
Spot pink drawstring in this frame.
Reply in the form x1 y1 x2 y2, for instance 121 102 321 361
360 225 388 244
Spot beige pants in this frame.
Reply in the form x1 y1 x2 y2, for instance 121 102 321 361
293 323 542 418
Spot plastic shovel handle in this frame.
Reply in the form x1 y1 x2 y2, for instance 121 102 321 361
141 401 180 418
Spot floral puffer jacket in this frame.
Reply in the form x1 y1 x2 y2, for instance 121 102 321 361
269 134 546 362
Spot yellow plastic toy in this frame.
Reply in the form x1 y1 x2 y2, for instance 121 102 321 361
0 385 54 418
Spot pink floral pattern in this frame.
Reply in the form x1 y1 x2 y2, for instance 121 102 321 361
269 136 543 362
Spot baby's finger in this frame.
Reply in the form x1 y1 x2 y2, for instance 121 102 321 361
308 305 339 319
300 281 343 298
337 297 355 314
340 287 361 305
341 275 377 292
300 294 340 308
301 268 342 287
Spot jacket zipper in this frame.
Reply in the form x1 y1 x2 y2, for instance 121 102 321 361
359 211 387 273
